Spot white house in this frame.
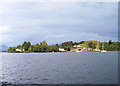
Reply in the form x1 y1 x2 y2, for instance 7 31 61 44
16 48 25 52
71 46 83 52
59 48 65 52
71 45 92 52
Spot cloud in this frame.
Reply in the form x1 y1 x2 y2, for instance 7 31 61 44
0 26 11 33
0 0 119 2
0 2 118 46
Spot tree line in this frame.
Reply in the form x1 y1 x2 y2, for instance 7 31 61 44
8 40 120 53
8 41 59 53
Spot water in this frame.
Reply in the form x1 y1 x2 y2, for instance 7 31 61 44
0 52 118 84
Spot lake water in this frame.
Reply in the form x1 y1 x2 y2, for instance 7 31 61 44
0 52 118 84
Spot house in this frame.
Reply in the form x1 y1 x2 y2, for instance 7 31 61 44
88 48 92 51
71 45 92 52
16 48 25 52
59 48 65 52
71 45 83 52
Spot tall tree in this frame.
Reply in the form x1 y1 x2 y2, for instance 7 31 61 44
108 40 112 45
40 41 48 46
17 45 22 48
62 41 73 47
55 43 59 48
79 41 85 44
22 41 31 50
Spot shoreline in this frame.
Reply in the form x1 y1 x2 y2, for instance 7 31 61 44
1 51 120 53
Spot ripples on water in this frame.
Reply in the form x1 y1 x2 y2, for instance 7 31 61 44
0 52 118 84
0 53 2 85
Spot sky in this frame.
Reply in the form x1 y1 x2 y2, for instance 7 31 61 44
0 1 118 46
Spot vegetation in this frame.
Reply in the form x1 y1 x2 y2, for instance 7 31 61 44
8 47 17 53
8 40 120 53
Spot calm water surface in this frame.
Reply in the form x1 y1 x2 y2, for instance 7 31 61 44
0 52 118 84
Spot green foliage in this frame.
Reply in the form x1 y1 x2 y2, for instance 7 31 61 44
73 42 79 45
40 41 48 46
72 41 85 45
118 42 120 51
17 45 22 48
8 40 120 53
79 44 88 48
28 47 31 52
67 47 71 51
102 41 119 51
63 46 71 51
108 40 112 45
30 42 59 52
22 41 31 51
83 40 97 49
50 46 59 52
55 43 59 48
79 41 85 44
61 41 73 47
8 47 17 53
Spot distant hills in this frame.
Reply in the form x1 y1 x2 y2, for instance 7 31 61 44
0 45 8 52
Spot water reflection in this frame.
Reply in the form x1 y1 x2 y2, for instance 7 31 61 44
0 53 2 85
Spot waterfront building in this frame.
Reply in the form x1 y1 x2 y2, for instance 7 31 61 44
16 48 25 52
59 48 65 52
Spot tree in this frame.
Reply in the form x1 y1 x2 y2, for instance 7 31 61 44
8 47 16 53
31 45 35 52
17 45 22 48
88 42 92 48
118 42 120 51
8 40 120 53
28 47 31 52
83 40 97 49
50 46 59 52
61 41 73 47
73 42 79 45
36 43 39 46
22 41 31 51
22 41 26 47
55 43 59 48
40 41 48 46
104 42 109 50
108 44 115 51
67 47 70 51
79 41 85 44
108 40 112 45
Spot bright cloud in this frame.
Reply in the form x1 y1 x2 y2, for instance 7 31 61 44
0 26 10 33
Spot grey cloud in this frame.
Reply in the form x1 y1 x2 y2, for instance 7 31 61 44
0 2 118 46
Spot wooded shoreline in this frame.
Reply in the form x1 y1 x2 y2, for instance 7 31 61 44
8 40 120 53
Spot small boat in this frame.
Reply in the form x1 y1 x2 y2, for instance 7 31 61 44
76 51 80 52
95 49 101 52
101 50 107 52
95 50 101 52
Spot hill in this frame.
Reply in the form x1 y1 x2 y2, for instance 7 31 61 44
0 45 8 52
